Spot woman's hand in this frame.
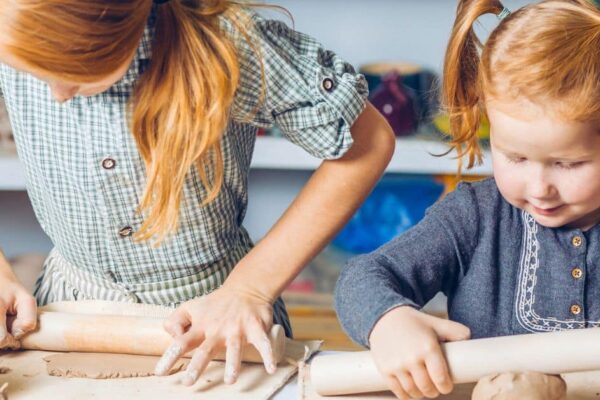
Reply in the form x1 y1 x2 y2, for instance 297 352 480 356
154 285 276 385
369 306 470 399
0 273 37 348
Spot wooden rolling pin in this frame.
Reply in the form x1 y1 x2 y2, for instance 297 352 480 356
15 311 286 364
311 328 600 396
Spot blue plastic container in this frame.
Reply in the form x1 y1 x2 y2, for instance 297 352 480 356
333 176 445 254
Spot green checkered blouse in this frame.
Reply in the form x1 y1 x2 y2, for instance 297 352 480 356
0 7 368 307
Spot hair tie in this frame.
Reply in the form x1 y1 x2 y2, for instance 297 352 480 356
154 0 171 5
497 7 511 20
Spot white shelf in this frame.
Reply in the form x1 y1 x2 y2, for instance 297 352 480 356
252 136 492 175
0 137 492 191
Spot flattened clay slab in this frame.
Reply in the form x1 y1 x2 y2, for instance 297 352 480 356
43 353 188 379
0 342 318 399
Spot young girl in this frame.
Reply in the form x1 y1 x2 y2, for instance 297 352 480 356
335 0 600 398
0 0 395 386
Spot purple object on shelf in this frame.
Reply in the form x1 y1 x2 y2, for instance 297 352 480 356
369 72 418 136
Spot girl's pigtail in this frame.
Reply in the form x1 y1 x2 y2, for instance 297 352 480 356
442 0 504 171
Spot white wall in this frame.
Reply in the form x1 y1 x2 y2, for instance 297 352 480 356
262 0 531 73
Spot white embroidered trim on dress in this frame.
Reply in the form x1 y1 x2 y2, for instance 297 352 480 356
515 211 600 331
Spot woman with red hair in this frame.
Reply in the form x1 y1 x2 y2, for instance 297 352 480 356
0 0 394 386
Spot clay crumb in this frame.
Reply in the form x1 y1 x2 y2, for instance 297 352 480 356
0 368 10 375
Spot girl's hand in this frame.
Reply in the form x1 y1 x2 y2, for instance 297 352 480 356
0 275 37 348
154 285 276 385
369 306 470 399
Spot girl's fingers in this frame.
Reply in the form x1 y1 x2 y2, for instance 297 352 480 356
248 329 276 374
181 339 218 386
11 295 37 339
431 317 470 343
411 364 439 398
154 330 204 376
397 370 424 399
224 337 243 384
425 352 453 395
387 375 410 400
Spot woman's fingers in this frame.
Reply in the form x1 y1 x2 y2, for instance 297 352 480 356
0 296 31 349
154 292 276 386
11 295 37 339
154 341 186 376
224 336 243 384
248 328 276 374
0 299 8 343
0 299 16 348
181 339 218 386
163 308 190 338
154 329 204 376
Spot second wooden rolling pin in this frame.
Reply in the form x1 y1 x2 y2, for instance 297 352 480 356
16 311 286 364
311 328 600 396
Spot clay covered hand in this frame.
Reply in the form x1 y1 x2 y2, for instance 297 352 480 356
153 285 276 385
471 371 567 400
369 305 471 399
0 265 37 349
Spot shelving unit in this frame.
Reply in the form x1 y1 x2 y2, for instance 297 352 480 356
0 136 492 191
253 135 492 175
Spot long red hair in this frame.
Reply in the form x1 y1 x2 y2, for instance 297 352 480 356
0 0 261 244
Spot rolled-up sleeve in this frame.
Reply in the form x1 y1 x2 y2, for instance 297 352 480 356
226 12 368 159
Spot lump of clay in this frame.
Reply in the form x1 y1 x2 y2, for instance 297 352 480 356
472 371 566 400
